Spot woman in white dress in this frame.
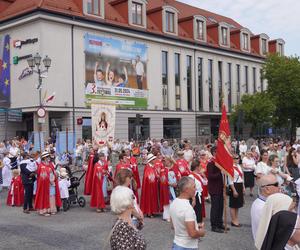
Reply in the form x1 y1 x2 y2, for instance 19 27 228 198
2 152 12 189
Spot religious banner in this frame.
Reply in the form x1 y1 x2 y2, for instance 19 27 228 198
0 34 10 107
84 33 148 108
91 104 115 145
215 103 234 179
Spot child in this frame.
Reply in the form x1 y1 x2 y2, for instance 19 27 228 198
7 169 24 207
58 168 71 211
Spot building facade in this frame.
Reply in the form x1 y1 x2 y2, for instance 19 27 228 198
0 0 285 142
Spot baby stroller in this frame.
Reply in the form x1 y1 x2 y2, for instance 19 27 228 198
62 169 86 211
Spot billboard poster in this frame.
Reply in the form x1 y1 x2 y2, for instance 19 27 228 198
84 33 148 108
91 104 115 145
0 34 10 107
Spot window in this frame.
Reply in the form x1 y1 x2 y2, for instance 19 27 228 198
132 2 142 25
198 57 203 111
196 20 205 40
165 11 175 33
221 27 228 46
128 118 150 141
86 0 102 16
244 66 248 93
218 61 223 110
227 63 232 111
236 64 240 103
175 53 181 110
260 69 264 91
242 33 249 51
163 118 181 139
208 59 213 111
278 43 284 56
261 38 267 55
186 56 192 110
82 118 92 140
162 51 168 109
253 67 257 93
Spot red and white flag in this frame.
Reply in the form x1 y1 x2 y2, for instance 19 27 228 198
215 103 234 179
45 92 55 103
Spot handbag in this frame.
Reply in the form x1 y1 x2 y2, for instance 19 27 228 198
226 186 233 196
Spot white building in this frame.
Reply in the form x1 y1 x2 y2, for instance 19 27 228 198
0 0 285 142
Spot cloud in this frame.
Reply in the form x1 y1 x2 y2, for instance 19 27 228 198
177 0 300 56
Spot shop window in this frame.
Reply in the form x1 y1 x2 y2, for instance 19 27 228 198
163 118 181 139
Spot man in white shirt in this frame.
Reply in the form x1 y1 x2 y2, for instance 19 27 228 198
170 176 205 250
251 174 280 240
132 55 144 90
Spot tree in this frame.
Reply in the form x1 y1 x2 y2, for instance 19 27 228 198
263 54 300 138
230 92 276 136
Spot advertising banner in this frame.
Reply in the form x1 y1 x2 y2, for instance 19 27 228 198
0 34 10 107
84 33 148 108
91 104 115 144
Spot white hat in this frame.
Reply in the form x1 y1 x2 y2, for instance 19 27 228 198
41 151 50 159
147 153 156 163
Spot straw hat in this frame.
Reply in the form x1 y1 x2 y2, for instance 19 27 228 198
41 151 50 159
147 153 156 163
177 151 184 156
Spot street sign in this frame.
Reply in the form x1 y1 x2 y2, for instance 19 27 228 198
7 109 22 122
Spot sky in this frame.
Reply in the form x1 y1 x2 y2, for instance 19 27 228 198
177 0 300 56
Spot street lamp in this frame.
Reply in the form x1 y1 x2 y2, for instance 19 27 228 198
27 53 51 106
27 53 51 152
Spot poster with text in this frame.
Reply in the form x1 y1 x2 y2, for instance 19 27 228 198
91 104 115 145
84 33 148 108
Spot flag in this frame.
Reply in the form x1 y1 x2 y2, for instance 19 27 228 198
44 92 55 104
0 34 10 107
215 103 234 179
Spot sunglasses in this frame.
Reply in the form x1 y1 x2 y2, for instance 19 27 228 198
262 182 279 188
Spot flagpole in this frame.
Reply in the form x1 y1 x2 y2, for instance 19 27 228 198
223 173 228 233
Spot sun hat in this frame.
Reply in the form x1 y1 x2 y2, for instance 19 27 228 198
41 151 50 159
147 153 156 163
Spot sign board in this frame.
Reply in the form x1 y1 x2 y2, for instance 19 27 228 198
7 109 22 122
84 33 148 108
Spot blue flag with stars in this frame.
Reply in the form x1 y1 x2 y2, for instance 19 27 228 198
0 34 10 107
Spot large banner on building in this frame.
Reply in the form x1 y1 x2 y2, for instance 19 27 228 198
0 34 10 107
84 33 148 108
91 104 115 144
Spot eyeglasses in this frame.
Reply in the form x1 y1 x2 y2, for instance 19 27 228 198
261 182 279 188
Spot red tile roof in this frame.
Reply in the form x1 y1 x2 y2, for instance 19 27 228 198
0 0 273 58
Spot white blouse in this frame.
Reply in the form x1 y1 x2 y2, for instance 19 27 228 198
228 164 244 185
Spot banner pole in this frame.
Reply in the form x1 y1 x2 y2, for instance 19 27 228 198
66 127 68 154
223 173 228 233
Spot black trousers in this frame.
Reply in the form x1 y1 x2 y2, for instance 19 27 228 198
136 75 143 89
194 193 203 223
210 194 224 229
23 184 33 210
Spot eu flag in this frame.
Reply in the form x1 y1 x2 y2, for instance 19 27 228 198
0 34 10 107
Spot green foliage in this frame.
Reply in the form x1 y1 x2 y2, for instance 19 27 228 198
230 92 276 130
231 54 300 137
263 54 300 128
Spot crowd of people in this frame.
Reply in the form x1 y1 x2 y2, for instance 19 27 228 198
1 136 300 249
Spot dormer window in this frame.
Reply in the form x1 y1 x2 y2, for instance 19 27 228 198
193 16 207 42
197 20 204 40
242 33 249 50
84 0 104 18
166 11 175 33
221 27 228 46
132 2 142 25
129 0 147 28
278 43 283 56
261 38 267 54
163 6 178 35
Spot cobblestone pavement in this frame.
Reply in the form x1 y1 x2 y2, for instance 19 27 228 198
0 174 256 250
